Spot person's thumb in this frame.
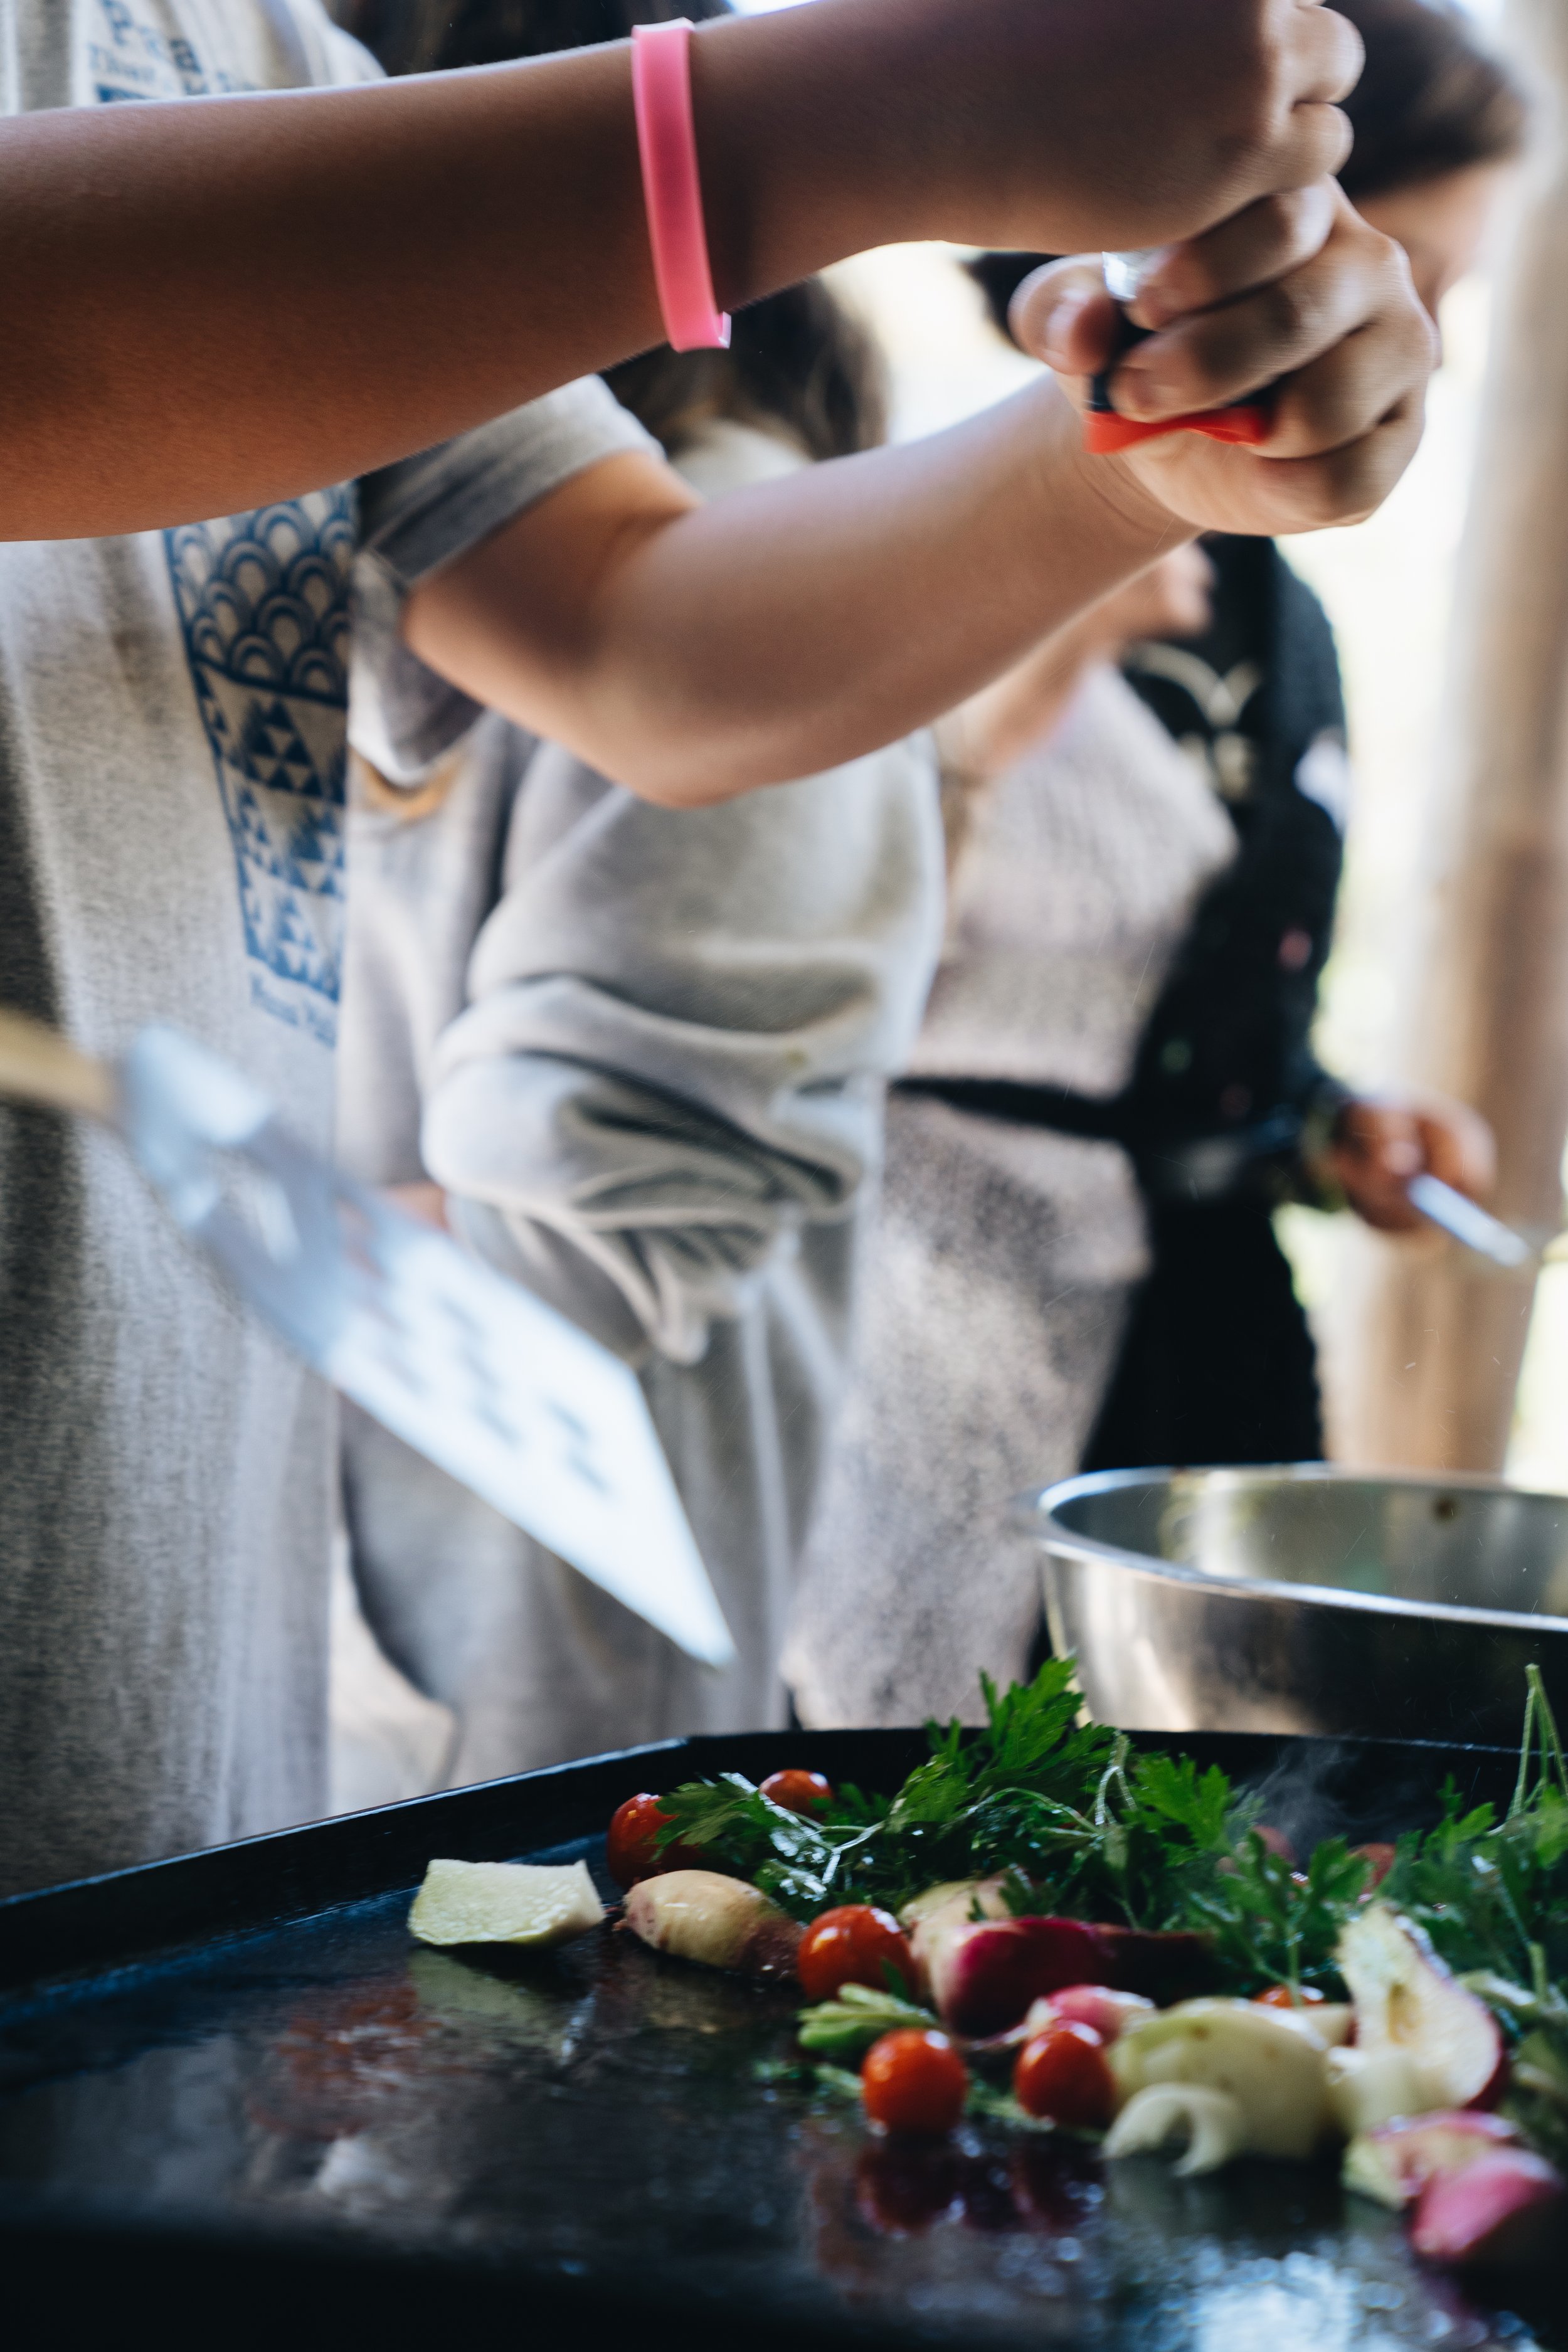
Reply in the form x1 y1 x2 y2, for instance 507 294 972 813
1010 260 1120 384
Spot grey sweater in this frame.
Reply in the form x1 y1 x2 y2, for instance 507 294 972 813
339 421 946 1774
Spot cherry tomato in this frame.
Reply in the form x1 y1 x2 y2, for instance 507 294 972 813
1353 1841 1397 1891
1012 2021 1115 2130
606 1793 697 1889
862 2028 969 2136
1253 1983 1327 2010
760 1767 835 1816
797 1904 916 2003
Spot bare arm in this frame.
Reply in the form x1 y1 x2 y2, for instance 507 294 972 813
405 190 1431 805
1 0 1357 539
403 386 1172 805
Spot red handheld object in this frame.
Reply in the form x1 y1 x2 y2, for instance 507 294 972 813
1083 403 1269 455
1086 258 1269 453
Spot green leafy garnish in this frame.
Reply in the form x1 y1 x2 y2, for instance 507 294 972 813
797 1981 939 2057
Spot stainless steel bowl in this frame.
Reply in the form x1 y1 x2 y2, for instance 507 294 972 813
1015 1465 1568 1745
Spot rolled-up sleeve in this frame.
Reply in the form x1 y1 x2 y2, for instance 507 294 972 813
421 729 946 1365
349 380 657 787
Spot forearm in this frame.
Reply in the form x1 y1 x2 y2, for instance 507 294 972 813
0 0 1350 540
407 382 1182 803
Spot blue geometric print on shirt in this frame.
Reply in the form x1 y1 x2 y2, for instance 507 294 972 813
164 494 358 1046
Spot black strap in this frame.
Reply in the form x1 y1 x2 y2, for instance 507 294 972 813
891 1075 1132 1143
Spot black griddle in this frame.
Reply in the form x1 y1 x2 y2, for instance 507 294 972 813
0 1728 1557 2352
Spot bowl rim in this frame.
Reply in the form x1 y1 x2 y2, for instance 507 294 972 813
1010 1463 1568 1637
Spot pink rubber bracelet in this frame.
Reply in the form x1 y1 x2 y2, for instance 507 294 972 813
631 19 731 353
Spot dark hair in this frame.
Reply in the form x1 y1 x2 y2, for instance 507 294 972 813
965 0 1527 344
1334 0 1527 201
342 0 884 457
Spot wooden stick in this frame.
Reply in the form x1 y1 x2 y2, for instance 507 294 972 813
0 1007 117 1125
1337 0 1568 1471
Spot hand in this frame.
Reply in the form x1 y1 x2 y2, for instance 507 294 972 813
1321 1094 1496 1236
1012 181 1434 538
703 0 1362 294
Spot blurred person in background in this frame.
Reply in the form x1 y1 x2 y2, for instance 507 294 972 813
336 0 945 1783
786 0 1525 1726
784 554 1239 1726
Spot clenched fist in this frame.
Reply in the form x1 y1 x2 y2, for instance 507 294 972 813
1010 183 1434 538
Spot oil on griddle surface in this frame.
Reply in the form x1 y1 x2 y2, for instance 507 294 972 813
0 1834 1554 2351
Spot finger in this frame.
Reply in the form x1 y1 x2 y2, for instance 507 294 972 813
1010 262 1120 381
1131 184 1338 329
1285 1 1365 108
1256 98 1353 197
1111 199 1409 425
1264 300 1434 465
1207 389 1426 532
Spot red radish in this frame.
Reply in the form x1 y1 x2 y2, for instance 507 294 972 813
1345 2111 1522 2211
927 1917 1213 2036
1411 2148 1566 2268
927 1919 1111 2037
623 1868 802 1978
760 1769 834 1815
1253 1983 1326 2010
862 2028 969 2136
1254 1825 1298 1865
1032 1986 1155 2045
902 1878 1012 1998
797 1905 915 2003
1336 1905 1506 2112
1014 2020 1116 2129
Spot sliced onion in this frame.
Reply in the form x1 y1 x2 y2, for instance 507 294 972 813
1103 2084 1248 2176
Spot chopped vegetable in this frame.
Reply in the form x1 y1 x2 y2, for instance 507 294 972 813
927 1917 1115 2037
1108 1998 1335 2161
1336 1905 1505 2112
861 2028 969 2136
797 1904 914 2004
623 1868 802 1978
1032 1986 1154 2045
1103 2084 1248 2176
1325 2043 1426 2138
1410 2147 1566 2267
1343 2111 1522 2211
1013 2020 1116 2128
408 1858 604 1949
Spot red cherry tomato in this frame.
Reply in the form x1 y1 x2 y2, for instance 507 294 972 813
1353 1841 1397 1892
797 1904 916 2003
1012 2021 1116 2130
1253 1983 1327 2010
862 2028 969 2136
606 1793 681 1889
760 1768 835 1816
